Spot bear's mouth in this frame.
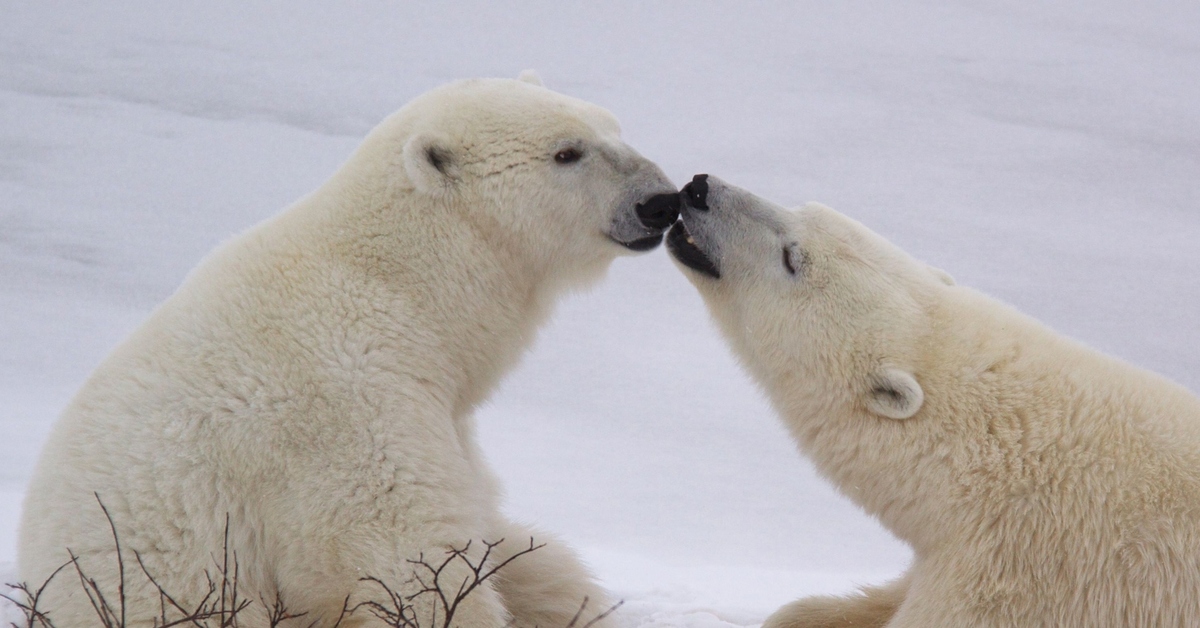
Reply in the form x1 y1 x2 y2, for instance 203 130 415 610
615 234 665 252
667 221 720 279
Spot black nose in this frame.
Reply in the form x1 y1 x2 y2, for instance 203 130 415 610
682 174 709 210
635 192 681 230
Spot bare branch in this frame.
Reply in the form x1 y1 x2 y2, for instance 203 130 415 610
3 558 73 628
578 600 624 628
92 495 126 628
133 551 218 628
15 528 572 628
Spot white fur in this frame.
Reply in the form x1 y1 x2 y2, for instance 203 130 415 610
671 176 1200 627
18 77 675 628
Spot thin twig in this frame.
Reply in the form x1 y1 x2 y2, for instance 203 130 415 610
93 495 126 628
2 559 72 628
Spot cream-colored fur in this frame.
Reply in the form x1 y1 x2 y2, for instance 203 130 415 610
668 175 1200 627
18 76 676 628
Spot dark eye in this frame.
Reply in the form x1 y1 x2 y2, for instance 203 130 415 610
783 246 798 275
554 148 583 164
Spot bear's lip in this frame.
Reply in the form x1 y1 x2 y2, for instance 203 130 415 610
613 233 665 252
667 221 720 279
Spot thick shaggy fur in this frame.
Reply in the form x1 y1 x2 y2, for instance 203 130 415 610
19 76 675 628
669 175 1200 627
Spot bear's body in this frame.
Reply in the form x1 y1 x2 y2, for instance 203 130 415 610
668 175 1200 627
19 76 678 628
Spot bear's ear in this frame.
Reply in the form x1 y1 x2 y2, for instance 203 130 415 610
927 264 955 286
403 132 460 193
865 368 924 420
517 69 544 86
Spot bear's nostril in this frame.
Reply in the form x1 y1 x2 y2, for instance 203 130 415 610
682 174 709 210
635 192 681 231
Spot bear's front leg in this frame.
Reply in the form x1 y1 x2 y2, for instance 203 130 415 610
261 428 514 628
271 519 513 628
487 520 617 628
762 576 908 628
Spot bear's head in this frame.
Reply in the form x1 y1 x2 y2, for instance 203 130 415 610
362 73 679 289
668 175 957 424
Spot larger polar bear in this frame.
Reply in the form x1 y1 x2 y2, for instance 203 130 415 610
18 75 680 628
667 175 1200 627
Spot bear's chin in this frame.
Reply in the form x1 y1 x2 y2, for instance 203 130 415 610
667 222 720 279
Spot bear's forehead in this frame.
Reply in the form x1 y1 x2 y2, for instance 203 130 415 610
476 101 618 139
418 80 620 138
799 208 944 293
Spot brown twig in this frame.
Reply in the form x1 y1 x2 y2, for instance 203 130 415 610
2 560 72 628
5 524 613 628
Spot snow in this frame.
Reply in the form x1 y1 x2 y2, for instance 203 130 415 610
2 1 1199 626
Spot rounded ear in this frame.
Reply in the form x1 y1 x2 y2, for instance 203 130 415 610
517 69 544 86
866 368 924 420
403 132 459 193
927 264 956 286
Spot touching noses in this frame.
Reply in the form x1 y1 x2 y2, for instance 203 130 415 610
636 192 681 230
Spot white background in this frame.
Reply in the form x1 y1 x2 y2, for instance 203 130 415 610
3 2 1199 626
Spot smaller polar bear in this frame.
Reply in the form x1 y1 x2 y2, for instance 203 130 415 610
667 174 1200 627
19 74 680 628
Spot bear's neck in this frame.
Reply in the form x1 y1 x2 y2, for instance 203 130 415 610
287 179 562 425
773 290 1200 558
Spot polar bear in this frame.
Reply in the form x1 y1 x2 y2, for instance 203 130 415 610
667 174 1200 627
18 75 680 628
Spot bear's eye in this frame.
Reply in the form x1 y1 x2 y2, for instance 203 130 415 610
554 148 583 164
782 246 798 275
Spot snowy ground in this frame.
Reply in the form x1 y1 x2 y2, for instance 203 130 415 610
3 2 1199 627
